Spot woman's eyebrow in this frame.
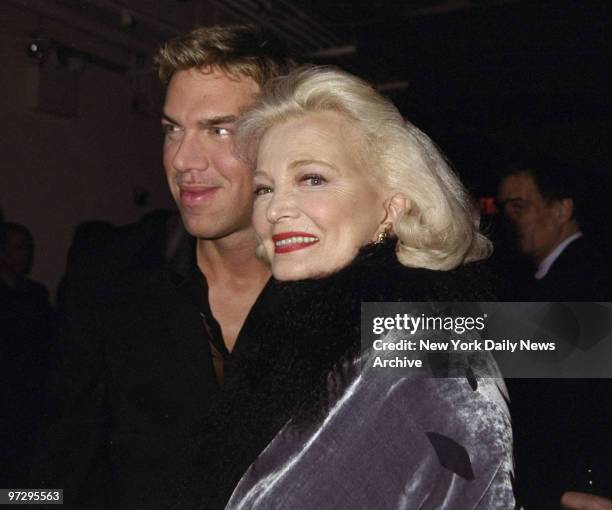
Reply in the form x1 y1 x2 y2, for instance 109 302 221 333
254 159 339 179
289 159 338 171
253 169 270 178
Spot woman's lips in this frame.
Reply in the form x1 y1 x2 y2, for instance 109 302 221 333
272 232 320 254
179 187 220 207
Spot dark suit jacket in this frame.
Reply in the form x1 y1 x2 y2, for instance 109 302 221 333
31 215 220 509
506 236 612 508
1 277 56 487
534 236 610 301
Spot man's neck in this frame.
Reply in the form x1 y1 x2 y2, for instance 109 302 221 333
534 229 582 280
196 228 270 286
534 222 580 266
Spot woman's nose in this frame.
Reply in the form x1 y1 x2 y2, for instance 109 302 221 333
266 190 299 223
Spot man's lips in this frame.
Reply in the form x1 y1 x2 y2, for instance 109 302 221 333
271 231 320 254
179 187 220 207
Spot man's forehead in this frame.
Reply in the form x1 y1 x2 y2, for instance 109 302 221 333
164 67 259 118
196 64 258 85
499 171 541 198
169 67 258 95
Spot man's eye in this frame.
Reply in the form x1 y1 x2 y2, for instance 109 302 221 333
255 185 273 196
301 174 326 186
162 124 180 135
212 127 231 136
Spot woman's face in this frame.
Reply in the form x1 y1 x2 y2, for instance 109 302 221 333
253 111 388 281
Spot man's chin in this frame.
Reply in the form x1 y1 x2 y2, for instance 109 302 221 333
180 213 215 239
516 238 532 256
181 215 253 242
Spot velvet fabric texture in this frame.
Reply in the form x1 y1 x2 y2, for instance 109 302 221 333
226 353 513 509
189 241 514 509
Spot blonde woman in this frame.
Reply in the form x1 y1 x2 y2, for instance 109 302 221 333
195 66 514 510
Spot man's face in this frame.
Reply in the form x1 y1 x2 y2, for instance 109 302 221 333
162 68 260 239
1 231 33 276
497 171 566 263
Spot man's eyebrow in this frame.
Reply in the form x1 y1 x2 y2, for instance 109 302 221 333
160 113 238 126
497 197 526 206
199 115 238 127
161 112 178 124
288 159 338 171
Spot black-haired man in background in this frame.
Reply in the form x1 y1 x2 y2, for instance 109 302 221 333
497 158 612 509
498 159 609 299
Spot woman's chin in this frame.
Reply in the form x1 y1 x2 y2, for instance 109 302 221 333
272 267 313 281
272 263 343 281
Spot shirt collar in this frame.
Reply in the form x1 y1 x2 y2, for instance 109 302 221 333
535 231 582 280
164 215 198 283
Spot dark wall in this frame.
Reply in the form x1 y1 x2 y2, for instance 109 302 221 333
0 3 174 296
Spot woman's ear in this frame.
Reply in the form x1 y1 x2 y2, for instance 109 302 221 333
382 193 410 229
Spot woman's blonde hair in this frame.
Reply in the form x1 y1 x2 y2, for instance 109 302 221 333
236 65 492 270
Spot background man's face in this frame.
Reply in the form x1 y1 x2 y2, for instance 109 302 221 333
1 230 34 276
162 68 260 240
497 171 566 263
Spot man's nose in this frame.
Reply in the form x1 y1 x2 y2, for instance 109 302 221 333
503 209 516 222
172 133 210 173
505 210 523 224
499 203 519 223
266 190 299 223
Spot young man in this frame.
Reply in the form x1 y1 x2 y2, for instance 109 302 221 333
156 25 295 374
31 26 294 509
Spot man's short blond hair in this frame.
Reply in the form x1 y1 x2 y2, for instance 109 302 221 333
155 25 295 86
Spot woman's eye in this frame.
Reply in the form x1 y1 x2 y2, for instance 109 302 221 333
255 185 273 196
301 174 326 186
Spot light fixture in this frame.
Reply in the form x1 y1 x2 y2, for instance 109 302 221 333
26 37 50 60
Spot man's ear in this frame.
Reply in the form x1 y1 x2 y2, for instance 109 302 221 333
382 193 410 230
553 198 574 224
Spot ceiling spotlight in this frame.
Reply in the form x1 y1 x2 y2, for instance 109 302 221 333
26 38 50 60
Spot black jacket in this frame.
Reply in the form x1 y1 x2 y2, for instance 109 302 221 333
505 237 612 508
31 216 220 509
533 236 611 301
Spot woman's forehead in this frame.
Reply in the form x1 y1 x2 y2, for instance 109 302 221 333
259 112 365 163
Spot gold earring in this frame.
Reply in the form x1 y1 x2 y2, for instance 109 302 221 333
376 228 389 244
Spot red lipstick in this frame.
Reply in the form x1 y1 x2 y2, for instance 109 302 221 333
272 231 319 254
